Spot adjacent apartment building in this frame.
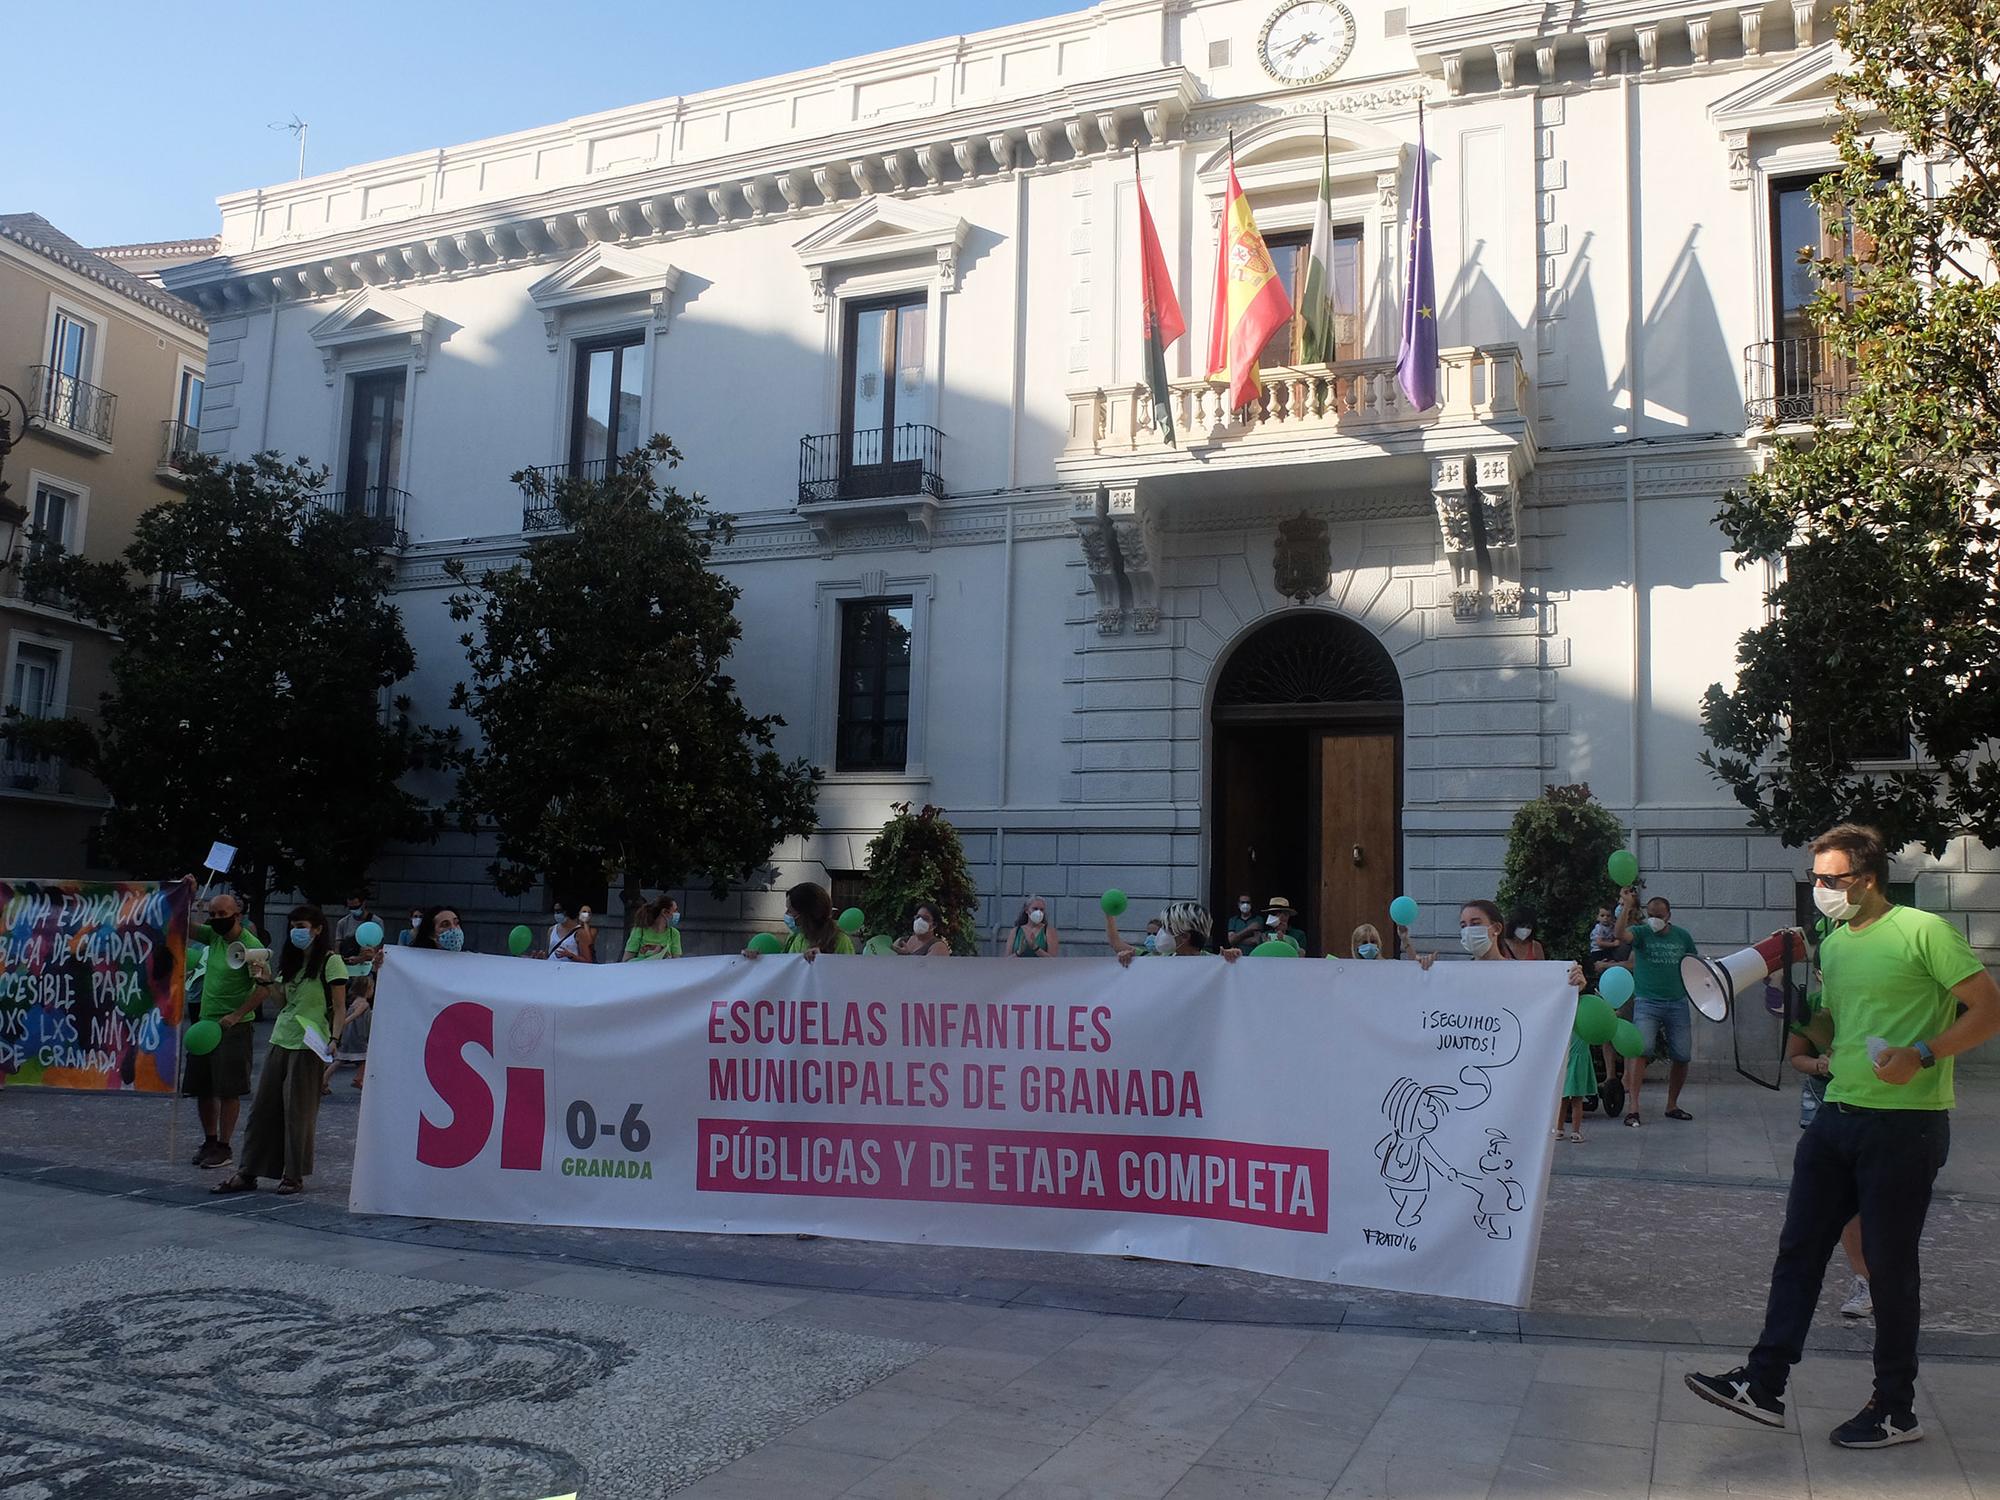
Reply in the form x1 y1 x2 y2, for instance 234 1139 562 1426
0 214 208 876
156 0 1996 964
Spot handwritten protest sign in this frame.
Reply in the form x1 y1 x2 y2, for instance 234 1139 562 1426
0 880 189 1091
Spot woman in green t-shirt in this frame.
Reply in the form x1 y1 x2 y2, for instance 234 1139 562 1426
624 897 683 960
742 882 853 960
213 905 347 1197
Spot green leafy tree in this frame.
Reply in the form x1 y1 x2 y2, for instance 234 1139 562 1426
1701 0 2000 855
8 453 434 921
441 435 819 912
1495 785 1628 965
861 803 979 955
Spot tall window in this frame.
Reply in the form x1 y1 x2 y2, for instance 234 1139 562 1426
176 369 204 432
569 332 645 473
835 597 913 772
49 311 91 381
1257 227 1366 368
344 369 407 513
1767 174 1875 419
842 294 930 471
5 642 62 768
29 483 75 564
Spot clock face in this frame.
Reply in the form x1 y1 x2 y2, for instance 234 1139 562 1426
1257 0 1358 86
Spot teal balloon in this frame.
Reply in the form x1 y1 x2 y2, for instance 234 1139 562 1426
1611 1018 1645 1058
355 920 384 949
1574 993 1616 1045
747 931 784 954
1250 939 1299 958
1607 849 1640 887
1388 895 1420 927
837 907 865 935
185 1019 222 1056
1598 965 1635 1006
1100 889 1128 917
507 924 534 956
862 934 896 956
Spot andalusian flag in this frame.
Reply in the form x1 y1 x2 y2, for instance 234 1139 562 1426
1135 152 1185 446
1299 117 1337 364
1205 144 1293 413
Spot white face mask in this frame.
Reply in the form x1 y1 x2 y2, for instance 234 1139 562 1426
1512 926 1531 941
1266 915 1280 928
1460 925 1493 956
913 916 931 936
1149 929 1175 953
1646 915 1668 933
1813 884 1860 922
1028 908 1045 925
578 910 591 925
1239 902 1252 915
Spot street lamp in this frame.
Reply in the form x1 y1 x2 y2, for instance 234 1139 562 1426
0 381 35 568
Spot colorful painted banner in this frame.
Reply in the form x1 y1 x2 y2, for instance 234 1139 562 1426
0 879 189 1091
353 949 1576 1307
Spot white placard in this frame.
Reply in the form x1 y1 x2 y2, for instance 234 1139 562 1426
202 841 237 874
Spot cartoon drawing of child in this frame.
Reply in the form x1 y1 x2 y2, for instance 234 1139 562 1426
1463 1128 1525 1239
1376 1077 1461 1227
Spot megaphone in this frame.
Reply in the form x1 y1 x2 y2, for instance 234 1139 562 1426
1681 928 1806 1023
226 942 273 972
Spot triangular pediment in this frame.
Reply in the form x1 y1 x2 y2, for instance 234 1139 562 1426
309 286 432 347
1711 42 1849 132
793 197 968 267
528 243 679 309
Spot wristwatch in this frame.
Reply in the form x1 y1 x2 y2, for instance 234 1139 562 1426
1915 1040 1937 1069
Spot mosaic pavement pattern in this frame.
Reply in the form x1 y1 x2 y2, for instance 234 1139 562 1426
0 1254 926 1499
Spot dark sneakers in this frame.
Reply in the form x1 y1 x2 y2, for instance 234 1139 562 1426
190 1138 211 1166
1830 1399 1923 1449
195 1141 233 1170
1685 1368 1787 1428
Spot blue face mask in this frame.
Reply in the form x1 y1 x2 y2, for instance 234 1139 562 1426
1358 943 1380 960
436 927 466 952
668 912 681 926
783 913 798 932
349 961 373 978
288 927 313 950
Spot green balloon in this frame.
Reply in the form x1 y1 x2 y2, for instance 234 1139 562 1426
1598 965 1635 1006
1100 889 1128 917
862 934 897 956
185 1019 222 1056
508 924 534 956
747 931 784 954
1611 1017 1645 1059
1574 993 1616 1045
838 907 865 935
1250 939 1299 958
1607 849 1640 887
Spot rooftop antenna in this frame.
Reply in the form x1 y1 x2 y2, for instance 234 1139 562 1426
269 115 308 179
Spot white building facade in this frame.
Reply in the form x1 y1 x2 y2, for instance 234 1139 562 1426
162 0 1999 967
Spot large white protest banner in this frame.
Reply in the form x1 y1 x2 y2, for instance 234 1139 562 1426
352 949 1575 1306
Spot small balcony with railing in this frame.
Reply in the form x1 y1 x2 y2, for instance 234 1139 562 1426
1744 336 1854 433
796 423 946 548
519 457 624 533
158 419 201 482
306 486 409 550
27 364 117 450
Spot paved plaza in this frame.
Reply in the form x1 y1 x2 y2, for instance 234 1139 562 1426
1 1060 1995 1498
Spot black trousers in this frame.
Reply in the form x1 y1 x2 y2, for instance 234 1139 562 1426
1748 1102 1950 1411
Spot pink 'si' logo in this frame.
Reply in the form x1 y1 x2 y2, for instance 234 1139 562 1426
416 1001 546 1170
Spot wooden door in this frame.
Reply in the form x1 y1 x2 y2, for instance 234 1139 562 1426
1316 731 1399 959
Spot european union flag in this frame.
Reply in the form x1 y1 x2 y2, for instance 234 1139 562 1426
1396 101 1439 412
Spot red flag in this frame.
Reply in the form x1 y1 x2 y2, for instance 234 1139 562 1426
1136 159 1185 445
1206 155 1293 412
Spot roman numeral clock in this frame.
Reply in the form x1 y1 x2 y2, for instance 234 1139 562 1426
1256 0 1358 87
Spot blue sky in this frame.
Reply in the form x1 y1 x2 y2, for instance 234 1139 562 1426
17 0 1069 248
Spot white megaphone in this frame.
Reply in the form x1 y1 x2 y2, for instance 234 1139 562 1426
227 941 273 972
1681 928 1807 1023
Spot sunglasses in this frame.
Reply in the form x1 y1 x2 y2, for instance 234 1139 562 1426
1808 870 1864 889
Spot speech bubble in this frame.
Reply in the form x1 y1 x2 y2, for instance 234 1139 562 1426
1418 1003 1523 1111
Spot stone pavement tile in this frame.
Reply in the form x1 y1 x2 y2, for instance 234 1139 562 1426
519 1263 768 1315
1533 1343 1665 1394
1342 1392 1521 1469
1284 1330 1428 1380
1796 1405 1975 1500
672 1439 887 1499
1089 1370 1270 1450
958 1354 1162 1445
1396 1341 1543 1407
1511 1380 1660 1451
1962 1446 2000 1500
950 1306 1103 1358
1064 1314 1211 1362
1197 1399 1364 1483
871 1344 1053 1403
845 1424 1061 1500
1326 1450 1496 1499
778 1289 1005 1346
783 1388 973 1461
1486 1433 1652 1500
1166 1323 1316 1381
1925 1363 2000 1455
1651 1419 1809 1497
1001 1426 1205 1500
1254 1369 1399 1445
1162 1461 1334 1499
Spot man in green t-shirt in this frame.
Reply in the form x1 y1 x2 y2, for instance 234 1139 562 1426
1688 824 1999 1450
183 889 263 1171
1613 887 1700 1125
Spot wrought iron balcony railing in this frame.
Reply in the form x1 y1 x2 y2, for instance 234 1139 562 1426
160 419 200 474
306 486 409 550
0 750 71 796
799 424 946 506
1744 336 1855 428
519 457 625 532
28 364 116 445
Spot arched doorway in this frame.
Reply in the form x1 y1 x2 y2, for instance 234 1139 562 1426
1209 612 1404 958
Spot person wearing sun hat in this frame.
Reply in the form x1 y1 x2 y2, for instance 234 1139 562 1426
1263 897 1305 953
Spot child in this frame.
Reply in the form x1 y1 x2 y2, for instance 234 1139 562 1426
1590 905 1619 956
1557 1024 1595 1142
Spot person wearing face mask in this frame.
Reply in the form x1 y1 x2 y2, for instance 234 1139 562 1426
1262 897 1304 953
894 902 954 956
180 882 264 1170
1350 922 1436 971
623 897 683 960
1613 885 1699 1126
399 908 422 946
1107 902 1241 964
1226 895 1262 951
1009 897 1060 958
1459 900 1584 983
1688 824 1999 1450
333 891 370 952
547 903 595 964
413 907 468 952
1499 910 1546 962
212 905 346 1197
743 881 853 960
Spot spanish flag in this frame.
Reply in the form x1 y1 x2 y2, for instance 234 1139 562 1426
1205 149 1293 413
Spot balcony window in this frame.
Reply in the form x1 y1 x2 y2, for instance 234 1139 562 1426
29 483 74 565
569 332 645 473
343 367 406 508
835 597 912 773
1749 175 1880 427
830 294 938 499
3 641 64 791
1256 228 1364 368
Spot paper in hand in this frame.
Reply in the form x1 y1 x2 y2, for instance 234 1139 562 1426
1865 1036 1891 1066
299 1023 333 1063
